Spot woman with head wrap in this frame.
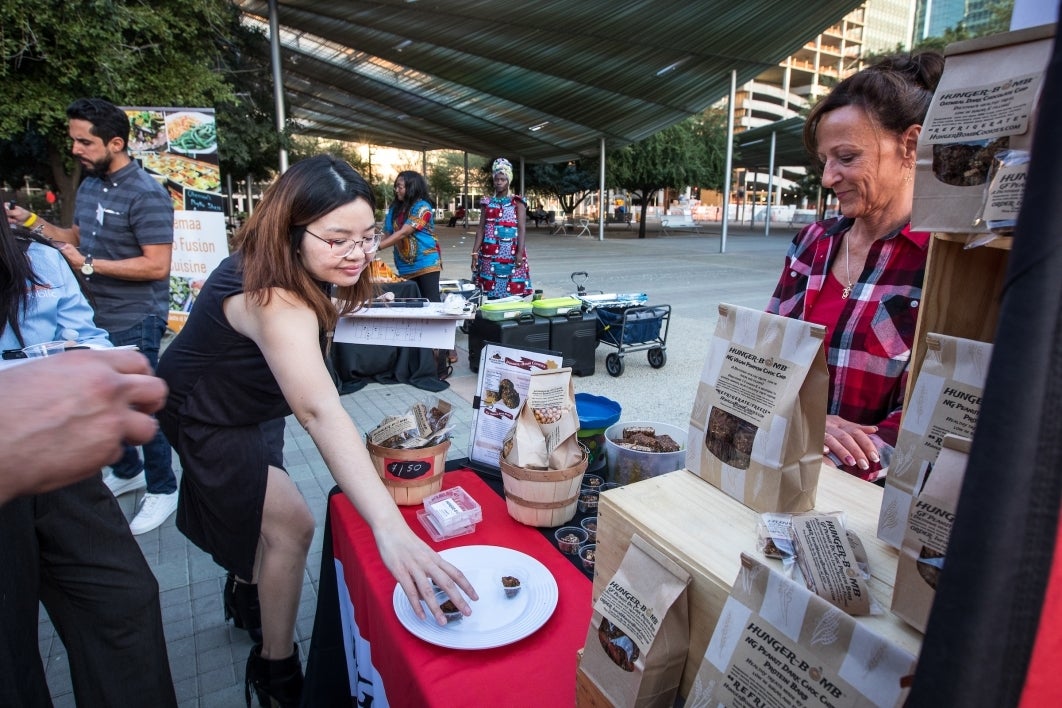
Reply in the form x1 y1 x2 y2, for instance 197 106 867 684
471 158 532 298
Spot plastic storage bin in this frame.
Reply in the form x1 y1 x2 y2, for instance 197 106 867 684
575 393 622 472
531 296 582 317
604 420 687 485
479 300 533 321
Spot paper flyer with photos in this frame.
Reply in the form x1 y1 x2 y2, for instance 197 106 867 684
467 343 563 471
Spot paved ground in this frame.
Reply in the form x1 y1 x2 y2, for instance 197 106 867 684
38 219 795 706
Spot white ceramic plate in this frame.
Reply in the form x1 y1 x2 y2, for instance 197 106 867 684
393 545 559 650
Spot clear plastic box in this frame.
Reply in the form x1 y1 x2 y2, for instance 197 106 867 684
418 486 483 541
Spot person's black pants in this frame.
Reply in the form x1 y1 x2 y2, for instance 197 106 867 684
0 476 177 707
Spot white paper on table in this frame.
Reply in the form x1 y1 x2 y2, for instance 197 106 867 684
334 316 457 349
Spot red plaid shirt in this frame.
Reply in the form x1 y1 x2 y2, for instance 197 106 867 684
767 217 930 480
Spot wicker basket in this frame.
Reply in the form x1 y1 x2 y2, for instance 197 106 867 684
500 451 587 527
367 439 450 505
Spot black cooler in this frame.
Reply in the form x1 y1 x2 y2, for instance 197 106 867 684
544 310 597 376
466 313 551 372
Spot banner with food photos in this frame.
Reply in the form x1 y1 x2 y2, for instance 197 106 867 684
124 106 228 332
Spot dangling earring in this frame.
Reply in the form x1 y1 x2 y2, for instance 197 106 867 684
903 164 914 184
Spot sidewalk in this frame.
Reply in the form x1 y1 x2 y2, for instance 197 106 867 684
39 220 796 706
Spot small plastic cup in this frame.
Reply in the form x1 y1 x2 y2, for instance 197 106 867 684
22 340 68 358
579 544 597 574
577 488 599 514
580 516 597 543
582 473 604 489
499 572 522 599
554 526 588 555
434 589 463 623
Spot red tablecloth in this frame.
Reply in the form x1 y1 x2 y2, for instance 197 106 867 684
329 469 592 707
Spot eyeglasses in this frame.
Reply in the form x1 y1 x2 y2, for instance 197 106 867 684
304 228 381 257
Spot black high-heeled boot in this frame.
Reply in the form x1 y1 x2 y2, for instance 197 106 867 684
245 643 304 708
224 572 263 642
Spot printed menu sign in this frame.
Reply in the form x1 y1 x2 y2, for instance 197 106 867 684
124 106 228 332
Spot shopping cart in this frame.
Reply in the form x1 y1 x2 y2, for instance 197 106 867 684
570 271 671 377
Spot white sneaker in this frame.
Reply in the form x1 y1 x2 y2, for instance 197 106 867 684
129 492 178 535
103 470 147 497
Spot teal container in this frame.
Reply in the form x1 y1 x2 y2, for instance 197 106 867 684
574 393 622 473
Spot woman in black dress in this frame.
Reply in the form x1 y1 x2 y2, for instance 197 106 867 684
157 155 476 707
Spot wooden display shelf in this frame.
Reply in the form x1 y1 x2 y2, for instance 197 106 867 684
906 232 1011 403
593 467 924 700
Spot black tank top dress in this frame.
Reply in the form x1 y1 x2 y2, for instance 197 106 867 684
157 253 307 580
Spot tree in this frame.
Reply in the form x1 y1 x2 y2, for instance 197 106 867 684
606 111 729 238
427 150 471 208
524 161 598 216
0 0 273 223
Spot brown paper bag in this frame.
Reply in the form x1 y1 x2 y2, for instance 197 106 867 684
579 535 691 708
502 367 581 470
688 304 828 513
688 554 917 708
912 24 1053 233
892 434 970 632
878 333 991 548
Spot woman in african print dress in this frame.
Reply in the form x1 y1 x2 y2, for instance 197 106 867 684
471 157 532 298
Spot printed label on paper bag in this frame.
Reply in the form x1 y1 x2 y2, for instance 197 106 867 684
922 72 1041 144
982 160 1027 221
791 515 871 616
688 554 917 708
597 578 661 652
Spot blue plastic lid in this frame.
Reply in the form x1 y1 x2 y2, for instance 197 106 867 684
574 393 622 429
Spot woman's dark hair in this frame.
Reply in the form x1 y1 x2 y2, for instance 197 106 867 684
66 97 131 151
0 206 45 346
804 51 945 159
237 154 377 328
391 170 433 218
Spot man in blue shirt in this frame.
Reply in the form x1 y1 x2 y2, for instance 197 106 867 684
8 98 178 534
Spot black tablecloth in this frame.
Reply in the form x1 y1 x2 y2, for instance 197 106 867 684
331 281 448 394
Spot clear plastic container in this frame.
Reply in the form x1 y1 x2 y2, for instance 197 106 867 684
418 486 482 541
604 421 687 485
554 526 588 554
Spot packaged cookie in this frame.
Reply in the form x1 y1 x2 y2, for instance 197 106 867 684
688 304 828 513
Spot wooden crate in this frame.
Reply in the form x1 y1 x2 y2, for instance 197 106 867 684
905 233 1011 403
594 467 924 699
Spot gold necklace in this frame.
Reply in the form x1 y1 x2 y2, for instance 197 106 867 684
841 236 853 299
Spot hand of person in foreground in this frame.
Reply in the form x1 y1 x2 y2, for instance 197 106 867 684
0 349 168 504
373 519 479 625
822 414 880 472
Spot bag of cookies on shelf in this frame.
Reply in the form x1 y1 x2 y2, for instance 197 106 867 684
877 333 991 549
688 304 828 513
688 554 918 708
579 534 691 708
892 434 970 632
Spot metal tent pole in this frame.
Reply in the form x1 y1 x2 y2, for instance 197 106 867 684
765 130 777 236
721 70 736 254
267 0 288 174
